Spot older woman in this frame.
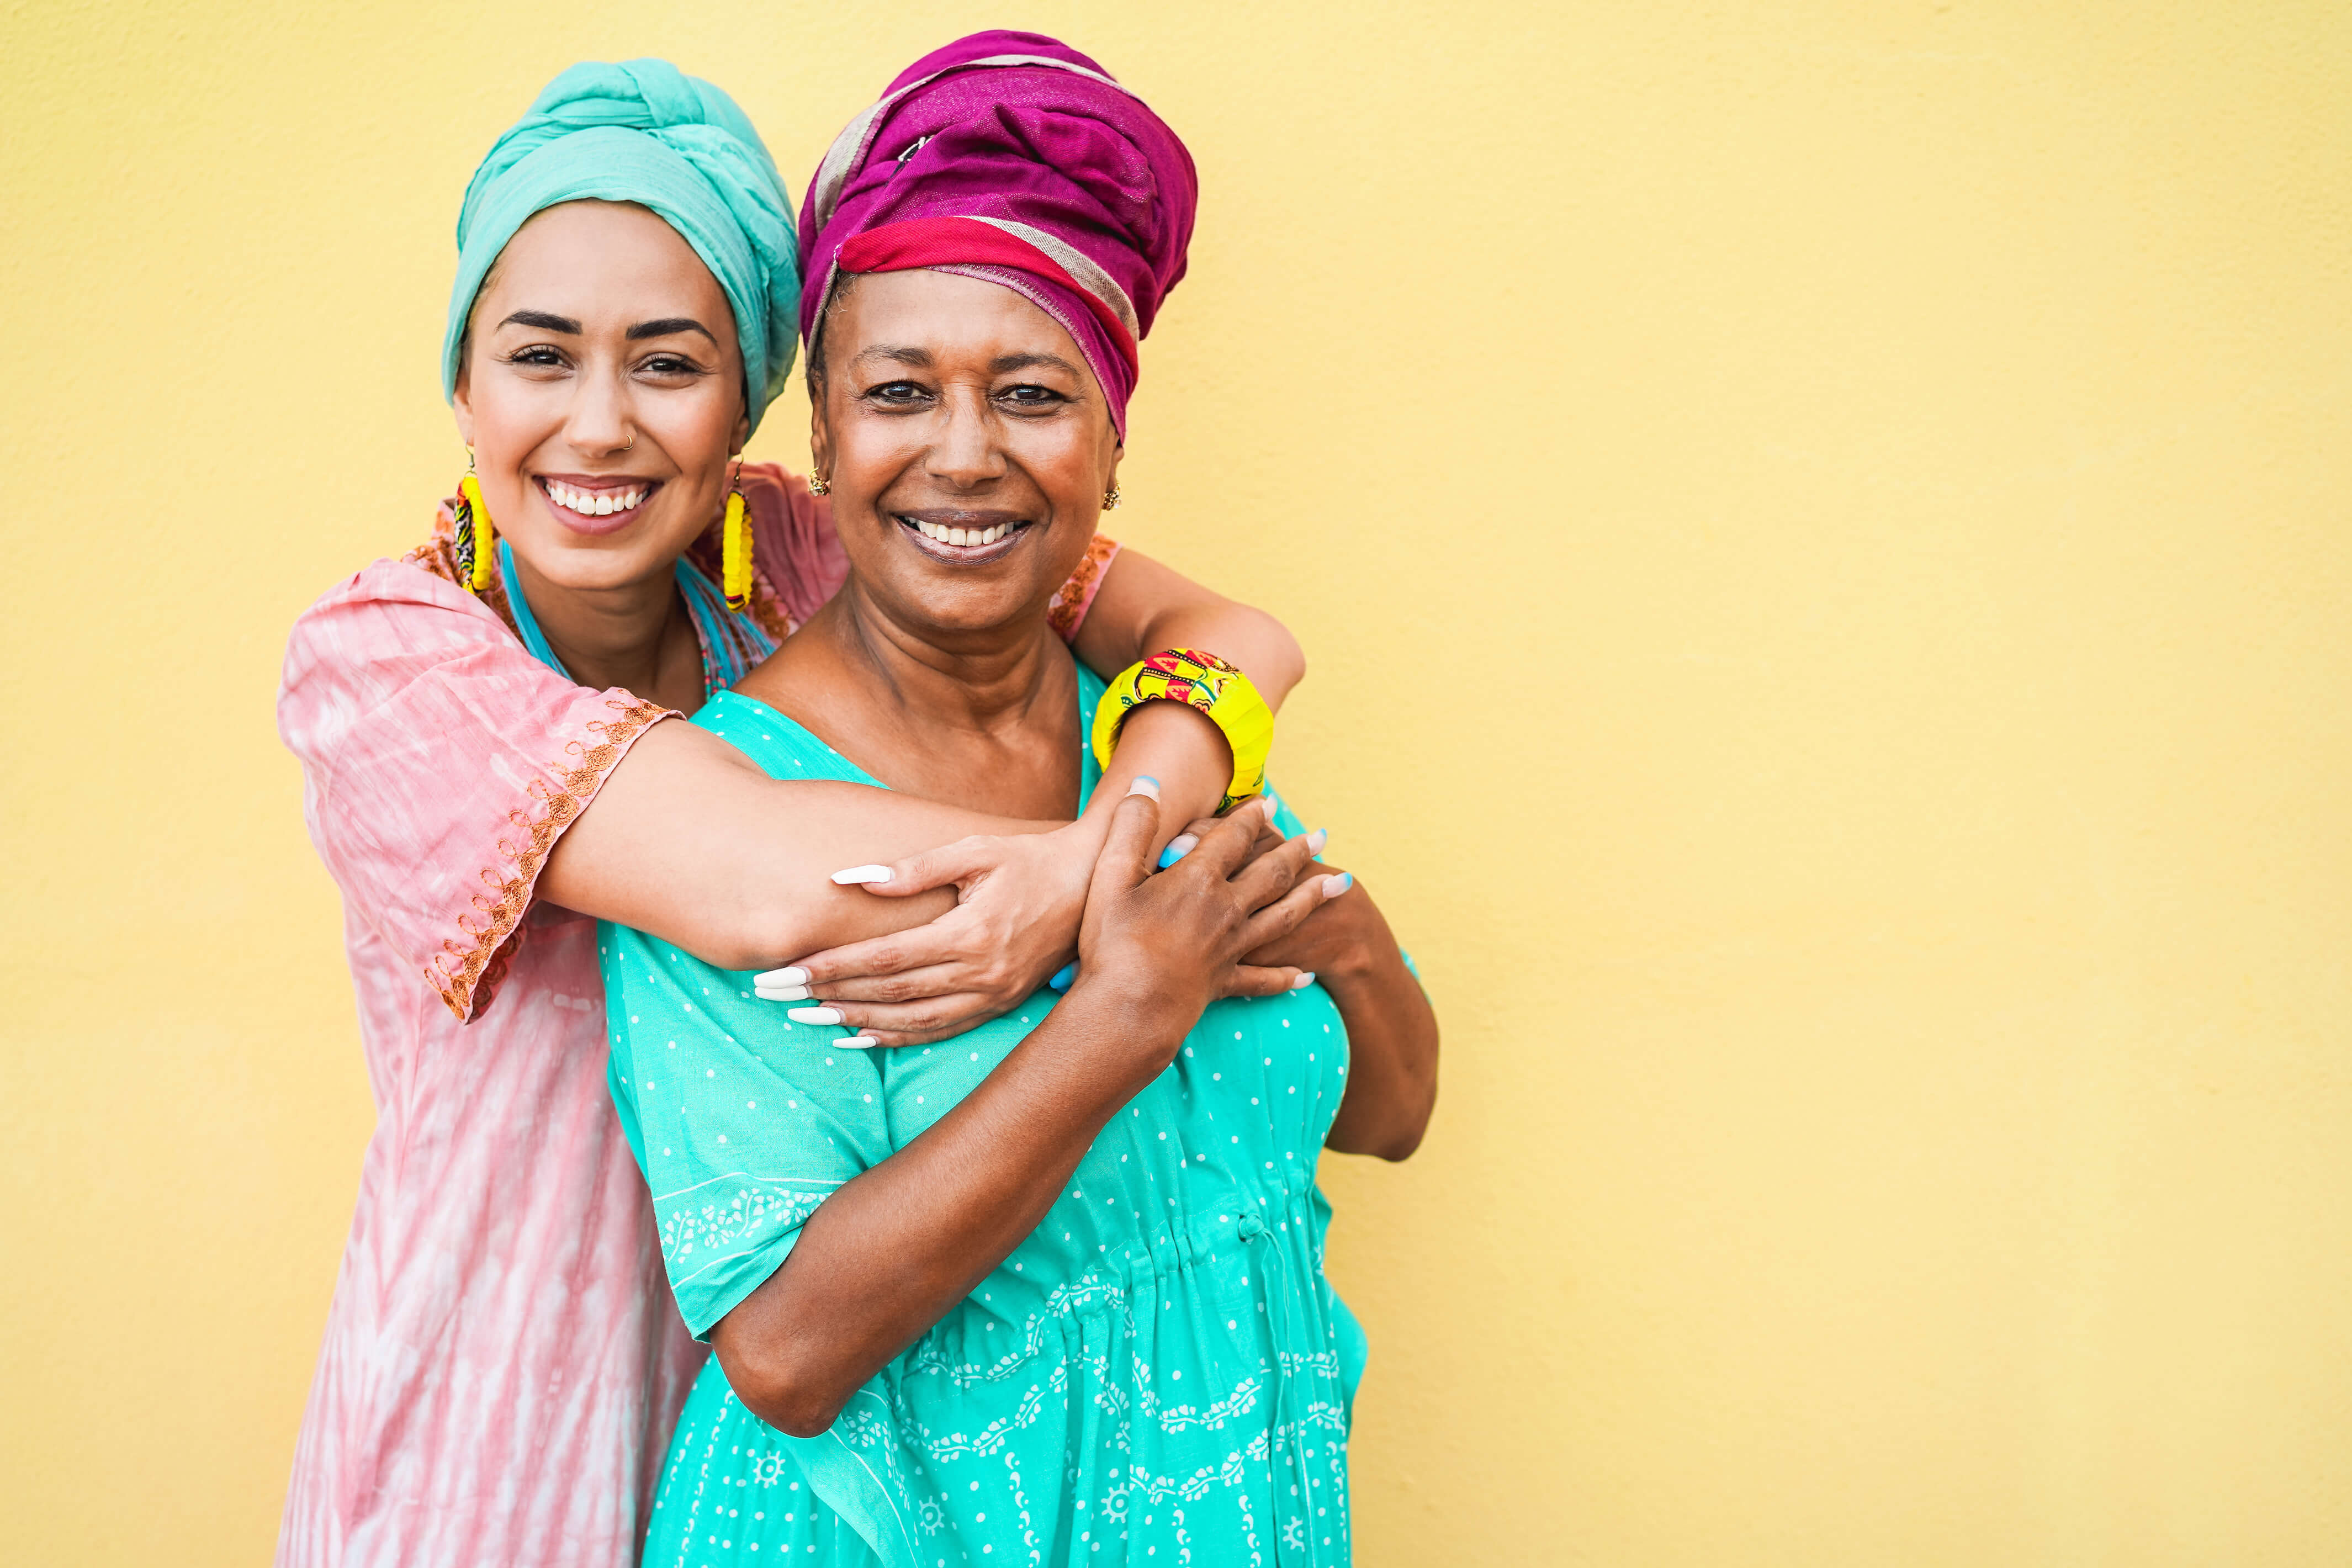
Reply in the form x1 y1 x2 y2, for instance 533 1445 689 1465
276 59 1316 1568
605 35 1438 1567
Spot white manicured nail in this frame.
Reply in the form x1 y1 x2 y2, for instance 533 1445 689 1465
756 984 811 1002
755 966 811 987
1291 972 1317 990
788 1007 845 1025
1127 776 1161 801
1321 872 1353 898
1305 828 1327 856
844 1035 881 1049
831 865 893 885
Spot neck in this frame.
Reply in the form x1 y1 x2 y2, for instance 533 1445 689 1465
814 579 1067 736
508 552 697 705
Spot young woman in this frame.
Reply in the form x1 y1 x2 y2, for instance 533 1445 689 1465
276 59 1311 1568
604 35 1438 1567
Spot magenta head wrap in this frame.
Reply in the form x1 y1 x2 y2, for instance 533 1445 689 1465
798 31 1198 438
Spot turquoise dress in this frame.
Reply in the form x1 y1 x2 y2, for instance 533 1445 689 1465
602 660 1366 1568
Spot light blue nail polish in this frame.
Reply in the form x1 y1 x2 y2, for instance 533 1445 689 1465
1157 843 1183 869
1049 962 1078 992
1136 776 1159 791
1329 871 1353 894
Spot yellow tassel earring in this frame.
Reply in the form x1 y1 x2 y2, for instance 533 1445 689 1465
722 463 753 611
454 451 496 594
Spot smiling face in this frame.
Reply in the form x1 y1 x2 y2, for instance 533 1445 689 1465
809 268 1121 641
453 200 747 593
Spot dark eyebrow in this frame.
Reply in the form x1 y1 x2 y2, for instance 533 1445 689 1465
989 351 1083 377
627 317 718 343
852 344 935 368
499 309 581 334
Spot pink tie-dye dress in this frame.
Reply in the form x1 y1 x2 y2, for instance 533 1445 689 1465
274 466 1117 1568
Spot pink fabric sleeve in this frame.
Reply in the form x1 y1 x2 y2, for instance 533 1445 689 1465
1046 532 1122 644
278 556 674 1022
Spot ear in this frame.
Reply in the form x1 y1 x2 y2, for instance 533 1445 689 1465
807 390 834 488
452 358 477 450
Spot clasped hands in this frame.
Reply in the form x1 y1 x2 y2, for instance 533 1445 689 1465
753 792 1354 1048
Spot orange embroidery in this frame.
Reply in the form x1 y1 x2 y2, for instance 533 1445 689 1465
426 696 669 1021
1047 533 1120 643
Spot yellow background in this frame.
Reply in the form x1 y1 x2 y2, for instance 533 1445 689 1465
4 2 2348 1562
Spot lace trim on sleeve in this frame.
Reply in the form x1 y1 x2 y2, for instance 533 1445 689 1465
428 695 670 1021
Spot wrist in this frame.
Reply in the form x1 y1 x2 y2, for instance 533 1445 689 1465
1298 886 1394 988
1087 700 1232 828
1053 973 1190 1079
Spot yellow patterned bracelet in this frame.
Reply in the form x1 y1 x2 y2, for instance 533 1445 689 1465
1090 649 1274 811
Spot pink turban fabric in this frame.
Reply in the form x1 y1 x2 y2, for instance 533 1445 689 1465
797 31 1198 438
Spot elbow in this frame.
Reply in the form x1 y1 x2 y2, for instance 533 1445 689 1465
1363 1097 1436 1162
1249 610 1307 704
715 1340 847 1440
1331 1062 1439 1162
681 896 833 976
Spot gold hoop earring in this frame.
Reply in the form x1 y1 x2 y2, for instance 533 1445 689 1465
454 449 495 593
723 460 753 611
1101 486 1122 511
807 473 831 496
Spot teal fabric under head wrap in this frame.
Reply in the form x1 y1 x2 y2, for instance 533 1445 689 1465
442 60 799 432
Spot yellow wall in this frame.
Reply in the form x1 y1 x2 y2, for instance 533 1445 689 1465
5 2 2348 1562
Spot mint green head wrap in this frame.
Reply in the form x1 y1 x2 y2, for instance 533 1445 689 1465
442 60 799 432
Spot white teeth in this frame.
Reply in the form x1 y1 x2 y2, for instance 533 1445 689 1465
545 482 647 516
909 518 1015 546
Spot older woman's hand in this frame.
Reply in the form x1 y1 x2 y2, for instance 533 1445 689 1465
1160 804 1350 998
1069 790 1332 1051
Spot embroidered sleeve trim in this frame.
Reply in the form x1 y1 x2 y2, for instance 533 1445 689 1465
1047 532 1122 644
426 697 672 1023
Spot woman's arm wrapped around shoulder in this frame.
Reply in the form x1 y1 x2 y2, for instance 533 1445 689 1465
733 542 1317 1045
280 537 1311 1035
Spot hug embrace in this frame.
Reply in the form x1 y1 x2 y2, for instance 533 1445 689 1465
278 31 1438 1568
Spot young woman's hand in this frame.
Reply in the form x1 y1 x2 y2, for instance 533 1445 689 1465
753 824 1098 1047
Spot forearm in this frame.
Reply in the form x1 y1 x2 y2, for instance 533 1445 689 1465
710 982 1175 1435
1316 893 1440 1161
542 719 1057 968
1071 549 1306 842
